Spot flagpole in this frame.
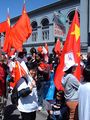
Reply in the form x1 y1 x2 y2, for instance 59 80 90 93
7 8 9 13
24 0 25 4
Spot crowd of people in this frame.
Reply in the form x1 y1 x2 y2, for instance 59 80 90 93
0 45 89 120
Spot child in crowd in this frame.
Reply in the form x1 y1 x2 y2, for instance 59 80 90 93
46 90 69 120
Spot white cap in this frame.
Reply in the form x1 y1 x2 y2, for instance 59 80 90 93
63 61 78 72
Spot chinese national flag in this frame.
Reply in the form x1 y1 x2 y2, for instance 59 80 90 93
54 38 61 55
54 10 81 90
10 61 27 88
3 4 32 54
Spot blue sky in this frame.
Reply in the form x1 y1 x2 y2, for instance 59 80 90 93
0 0 57 22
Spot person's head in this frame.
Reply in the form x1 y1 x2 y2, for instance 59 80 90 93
83 65 90 82
18 51 25 59
56 90 65 102
63 61 78 74
23 48 27 56
30 47 37 56
0 52 7 64
26 61 37 80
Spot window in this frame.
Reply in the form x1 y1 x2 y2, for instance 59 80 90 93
41 18 49 41
32 32 37 42
68 11 80 25
31 21 38 41
42 30 49 40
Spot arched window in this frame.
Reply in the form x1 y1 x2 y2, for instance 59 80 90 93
31 21 38 42
41 18 49 41
68 10 80 25
31 21 38 31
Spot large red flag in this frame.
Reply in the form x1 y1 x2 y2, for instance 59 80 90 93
3 4 32 54
54 10 81 90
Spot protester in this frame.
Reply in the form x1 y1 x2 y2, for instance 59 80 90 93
43 70 55 119
0 52 9 98
17 49 27 63
62 61 80 120
30 47 37 62
78 65 90 120
35 52 50 110
46 90 68 120
16 61 38 120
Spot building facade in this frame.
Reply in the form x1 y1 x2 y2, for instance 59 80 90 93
2 0 87 54
80 0 90 52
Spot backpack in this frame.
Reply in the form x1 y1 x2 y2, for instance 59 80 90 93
11 77 28 106
11 85 18 106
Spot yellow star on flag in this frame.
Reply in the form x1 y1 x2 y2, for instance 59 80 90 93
77 52 80 57
71 24 80 42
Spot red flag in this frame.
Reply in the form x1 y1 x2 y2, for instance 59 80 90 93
0 9 10 33
3 11 11 53
11 61 27 88
12 4 32 43
9 48 16 57
54 39 61 55
54 10 81 90
0 21 9 33
3 4 32 54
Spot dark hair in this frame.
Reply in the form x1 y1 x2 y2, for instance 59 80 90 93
23 48 27 56
83 65 90 82
56 90 65 103
65 66 73 74
26 61 37 71
30 47 37 55
18 52 24 59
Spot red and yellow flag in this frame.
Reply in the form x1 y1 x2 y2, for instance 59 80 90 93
54 10 81 90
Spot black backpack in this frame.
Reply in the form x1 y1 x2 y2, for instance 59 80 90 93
11 85 18 106
11 77 28 106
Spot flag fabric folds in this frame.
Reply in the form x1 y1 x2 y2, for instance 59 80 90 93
0 21 9 33
54 10 81 90
3 4 32 55
10 61 27 88
2 15 11 54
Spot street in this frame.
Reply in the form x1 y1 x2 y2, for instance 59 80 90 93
3 104 47 120
2 94 48 120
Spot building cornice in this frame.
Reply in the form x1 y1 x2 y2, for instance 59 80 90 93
10 0 80 22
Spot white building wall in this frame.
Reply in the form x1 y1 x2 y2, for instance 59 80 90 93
80 0 88 45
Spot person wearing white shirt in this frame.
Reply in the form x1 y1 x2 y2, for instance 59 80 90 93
17 62 38 120
78 65 90 120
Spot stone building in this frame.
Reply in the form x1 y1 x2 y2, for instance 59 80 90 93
2 0 89 54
